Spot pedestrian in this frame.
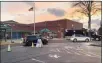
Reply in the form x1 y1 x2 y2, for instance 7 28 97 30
36 38 43 48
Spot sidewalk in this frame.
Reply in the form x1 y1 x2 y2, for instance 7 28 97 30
0 39 22 46
51 38 65 40
89 41 101 47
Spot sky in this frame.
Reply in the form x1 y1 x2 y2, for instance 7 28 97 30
1 1 101 30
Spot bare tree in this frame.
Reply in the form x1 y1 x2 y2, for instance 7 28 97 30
72 1 101 40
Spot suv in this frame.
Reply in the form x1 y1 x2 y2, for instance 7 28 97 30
23 35 48 46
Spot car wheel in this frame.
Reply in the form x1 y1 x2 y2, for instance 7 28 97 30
27 42 32 46
42 39 48 45
96 38 99 41
73 39 77 42
85 39 89 42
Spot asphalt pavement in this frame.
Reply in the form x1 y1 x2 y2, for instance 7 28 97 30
1 38 101 63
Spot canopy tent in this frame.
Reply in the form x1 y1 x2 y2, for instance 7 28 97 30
1 23 11 31
39 28 51 33
0 23 11 40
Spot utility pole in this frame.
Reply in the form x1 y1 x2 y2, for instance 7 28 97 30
33 3 35 35
11 28 12 43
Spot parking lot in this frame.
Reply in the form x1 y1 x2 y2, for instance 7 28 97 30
1 38 101 63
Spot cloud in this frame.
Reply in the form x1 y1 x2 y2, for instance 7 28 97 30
47 8 65 17
1 1 101 29
1 12 15 21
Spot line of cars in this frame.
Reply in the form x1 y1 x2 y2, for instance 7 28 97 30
69 34 101 42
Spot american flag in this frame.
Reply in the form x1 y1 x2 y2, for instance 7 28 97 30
29 7 33 11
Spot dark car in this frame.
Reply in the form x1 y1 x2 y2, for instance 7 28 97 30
23 35 48 46
92 35 101 41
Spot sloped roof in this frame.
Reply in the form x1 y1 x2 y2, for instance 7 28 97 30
2 22 34 32
2 20 18 24
39 28 51 33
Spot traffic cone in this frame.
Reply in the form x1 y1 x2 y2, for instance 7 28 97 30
7 44 11 52
31 42 34 47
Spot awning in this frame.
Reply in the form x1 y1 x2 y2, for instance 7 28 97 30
0 23 11 31
39 28 51 33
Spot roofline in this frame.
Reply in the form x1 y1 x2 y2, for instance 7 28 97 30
29 18 82 24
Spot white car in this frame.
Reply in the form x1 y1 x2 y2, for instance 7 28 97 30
70 34 90 42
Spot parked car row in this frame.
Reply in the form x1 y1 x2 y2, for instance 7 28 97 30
69 34 101 42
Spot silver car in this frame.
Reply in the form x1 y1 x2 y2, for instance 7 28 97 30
70 34 90 42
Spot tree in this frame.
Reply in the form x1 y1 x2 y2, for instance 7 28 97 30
98 25 102 35
72 1 101 40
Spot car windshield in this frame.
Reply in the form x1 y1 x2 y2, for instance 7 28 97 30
27 36 38 40
73 34 85 37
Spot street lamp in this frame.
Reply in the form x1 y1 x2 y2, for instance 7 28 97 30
72 24 75 34
7 24 13 43
72 24 74 28
10 28 12 43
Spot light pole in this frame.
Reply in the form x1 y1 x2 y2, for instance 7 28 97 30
33 4 35 35
72 24 75 34
10 28 12 43
73 30 75 35
72 24 74 29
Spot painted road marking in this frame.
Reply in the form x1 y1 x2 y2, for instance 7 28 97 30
56 48 60 52
85 54 92 57
87 52 101 58
63 45 100 58
48 54 60 58
32 58 45 63
74 52 81 55
50 48 61 52
64 46 100 58
50 49 57 52
63 48 72 54
78 50 101 58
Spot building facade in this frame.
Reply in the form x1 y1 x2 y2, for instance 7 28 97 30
1 20 34 39
1 19 83 39
30 19 83 38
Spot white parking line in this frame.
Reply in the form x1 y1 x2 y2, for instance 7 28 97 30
32 58 45 63
87 52 101 58
85 54 92 57
50 49 57 52
63 48 71 54
78 51 101 58
48 54 60 58
56 48 61 52
74 52 81 55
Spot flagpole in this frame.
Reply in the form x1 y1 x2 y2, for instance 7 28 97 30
33 3 35 35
